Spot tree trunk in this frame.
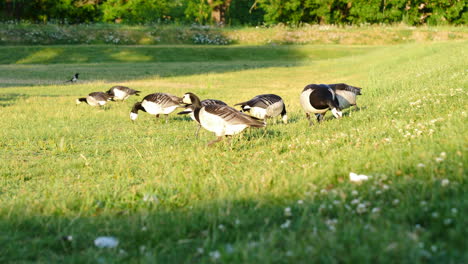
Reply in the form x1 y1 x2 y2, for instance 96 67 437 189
207 0 232 26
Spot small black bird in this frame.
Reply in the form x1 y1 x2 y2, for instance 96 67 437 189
66 73 79 83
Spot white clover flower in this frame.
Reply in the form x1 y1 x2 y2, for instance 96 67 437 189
375 190 382 195
333 200 341 205
218 224 226 231
351 190 359 196
286 250 293 257
443 218 453 225
141 226 148 231
356 203 367 214
431 212 439 218
417 163 426 168
225 244 234 254
284 207 292 217
209 250 221 260
382 184 390 190
320 189 328 194
435 157 444 163
351 199 360 205
280 220 291 229
94 236 119 248
297 200 304 205
451 208 458 215
393 199 400 205
420 201 427 206
234 219 241 225
371 207 381 214
349 172 369 182
441 179 450 187
440 152 446 158
197 247 204 254
431 245 438 252
143 194 159 204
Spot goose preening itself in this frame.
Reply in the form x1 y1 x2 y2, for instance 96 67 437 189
66 73 79 83
76 92 112 107
182 92 266 146
234 94 288 124
178 99 228 137
328 83 362 110
130 93 182 122
299 84 343 125
106 86 141 101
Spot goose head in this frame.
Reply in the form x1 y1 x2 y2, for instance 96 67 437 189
182 93 202 108
331 107 343 119
130 102 145 121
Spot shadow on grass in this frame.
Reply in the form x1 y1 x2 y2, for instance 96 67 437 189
0 93 29 107
0 176 465 263
0 45 372 87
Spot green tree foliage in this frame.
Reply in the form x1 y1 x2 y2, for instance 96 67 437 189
258 0 467 25
100 0 186 24
0 0 466 25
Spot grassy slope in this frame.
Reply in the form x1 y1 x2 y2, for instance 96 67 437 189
0 42 466 263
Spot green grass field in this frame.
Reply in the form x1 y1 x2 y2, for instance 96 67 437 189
0 40 466 263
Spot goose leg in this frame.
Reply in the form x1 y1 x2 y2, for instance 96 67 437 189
194 125 201 138
165 114 168 124
306 113 314 126
316 113 324 123
208 136 223 146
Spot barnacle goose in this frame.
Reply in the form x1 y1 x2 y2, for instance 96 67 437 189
182 92 266 145
76 92 112 107
66 73 79 83
130 93 182 122
299 84 343 125
328 83 362 110
234 94 287 124
178 98 227 137
106 86 141 101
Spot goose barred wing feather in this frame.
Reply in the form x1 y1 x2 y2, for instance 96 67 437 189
328 83 362 95
111 86 140 95
202 99 227 106
235 94 282 108
204 104 266 127
89 92 111 101
144 93 181 106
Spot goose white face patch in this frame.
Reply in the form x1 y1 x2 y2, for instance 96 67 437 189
331 108 343 119
130 112 138 120
282 114 288 124
182 94 192 104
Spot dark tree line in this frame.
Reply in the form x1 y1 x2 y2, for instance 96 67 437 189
1 0 466 25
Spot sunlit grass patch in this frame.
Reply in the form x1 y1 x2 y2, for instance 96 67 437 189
0 41 466 262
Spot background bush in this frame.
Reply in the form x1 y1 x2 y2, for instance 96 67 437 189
0 0 466 25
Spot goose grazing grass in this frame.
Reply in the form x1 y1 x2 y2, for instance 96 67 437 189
234 94 287 124
299 84 343 125
130 93 182 123
328 83 362 111
178 99 228 137
182 92 266 146
106 86 141 101
76 92 112 107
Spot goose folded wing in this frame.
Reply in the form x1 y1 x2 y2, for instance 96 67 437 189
329 83 362 95
204 105 265 127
